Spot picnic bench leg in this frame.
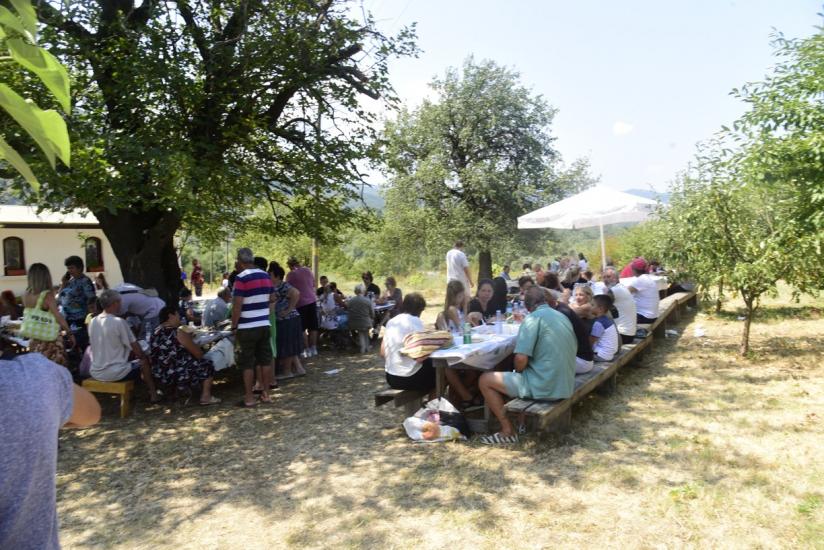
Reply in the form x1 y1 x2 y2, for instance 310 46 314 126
596 373 617 396
545 408 572 434
434 359 447 398
120 389 132 418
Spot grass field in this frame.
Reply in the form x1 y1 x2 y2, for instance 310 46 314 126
55 286 823 549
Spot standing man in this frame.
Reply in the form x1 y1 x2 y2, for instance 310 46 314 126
191 259 205 297
232 248 276 407
286 257 320 358
446 240 473 299
626 258 660 324
498 265 511 280
58 255 97 353
0 351 101 550
478 287 577 445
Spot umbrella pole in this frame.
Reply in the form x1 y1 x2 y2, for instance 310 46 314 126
600 222 607 271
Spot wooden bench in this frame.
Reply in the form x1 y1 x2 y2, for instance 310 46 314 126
82 379 135 418
504 289 696 435
374 387 428 416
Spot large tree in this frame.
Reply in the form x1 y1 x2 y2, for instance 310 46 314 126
383 58 581 280
1 0 414 300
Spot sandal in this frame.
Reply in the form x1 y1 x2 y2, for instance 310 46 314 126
234 399 257 408
479 432 519 446
200 396 221 406
259 394 272 404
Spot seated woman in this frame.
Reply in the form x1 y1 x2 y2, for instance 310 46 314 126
467 278 498 324
435 279 467 332
569 283 596 320
361 271 381 298
434 279 481 409
149 306 219 405
381 293 435 396
381 276 403 318
0 290 22 320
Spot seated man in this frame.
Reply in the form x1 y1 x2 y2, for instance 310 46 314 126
597 267 637 344
346 285 374 354
478 287 577 445
202 287 232 328
626 258 661 324
591 294 620 362
547 290 595 374
89 289 159 402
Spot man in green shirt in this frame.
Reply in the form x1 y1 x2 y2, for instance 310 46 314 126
479 286 577 445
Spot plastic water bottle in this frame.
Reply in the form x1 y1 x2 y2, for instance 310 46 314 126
495 310 503 334
505 302 513 323
462 322 472 344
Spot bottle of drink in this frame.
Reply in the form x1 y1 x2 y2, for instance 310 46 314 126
462 322 472 344
495 310 503 334
505 301 513 323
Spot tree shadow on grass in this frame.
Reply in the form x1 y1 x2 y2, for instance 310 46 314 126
712 305 822 323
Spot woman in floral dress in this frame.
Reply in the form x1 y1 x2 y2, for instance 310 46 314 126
149 306 220 405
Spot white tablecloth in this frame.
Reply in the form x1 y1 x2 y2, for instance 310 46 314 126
429 324 520 370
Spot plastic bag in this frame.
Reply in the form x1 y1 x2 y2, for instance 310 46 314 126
402 398 468 443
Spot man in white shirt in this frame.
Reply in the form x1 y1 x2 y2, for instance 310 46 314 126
626 258 660 324
446 240 472 288
89 289 158 401
596 267 637 344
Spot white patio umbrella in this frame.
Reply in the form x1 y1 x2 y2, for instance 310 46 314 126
517 185 659 270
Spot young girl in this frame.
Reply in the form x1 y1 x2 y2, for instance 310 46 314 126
22 263 74 366
437 279 467 332
591 294 620 362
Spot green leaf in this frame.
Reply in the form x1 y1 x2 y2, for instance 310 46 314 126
7 38 71 112
0 83 70 167
8 0 37 39
0 5 32 40
0 133 39 190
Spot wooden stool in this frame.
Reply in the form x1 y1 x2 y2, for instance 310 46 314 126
82 379 135 418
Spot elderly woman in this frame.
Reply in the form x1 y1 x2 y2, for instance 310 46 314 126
569 283 596 320
22 263 75 365
149 306 219 405
268 261 305 379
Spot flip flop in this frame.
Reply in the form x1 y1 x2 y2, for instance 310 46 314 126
479 432 519 446
199 396 221 406
234 399 257 408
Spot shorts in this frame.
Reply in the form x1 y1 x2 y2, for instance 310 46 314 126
234 326 273 370
297 302 319 332
386 359 435 392
502 371 527 398
637 313 657 324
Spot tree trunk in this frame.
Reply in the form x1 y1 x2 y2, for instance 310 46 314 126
715 278 724 313
740 295 755 356
478 250 493 281
95 208 182 304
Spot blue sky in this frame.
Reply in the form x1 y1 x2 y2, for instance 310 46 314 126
363 0 822 192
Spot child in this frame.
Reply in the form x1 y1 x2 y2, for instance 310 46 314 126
590 294 620 362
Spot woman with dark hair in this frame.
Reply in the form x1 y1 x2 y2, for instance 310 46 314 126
490 277 509 314
542 272 562 292
381 276 403 318
149 306 219 405
269 261 305 379
361 271 381 297
381 293 435 394
467 278 498 324
94 273 109 291
0 290 21 320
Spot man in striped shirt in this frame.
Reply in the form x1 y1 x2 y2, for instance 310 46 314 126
231 248 275 407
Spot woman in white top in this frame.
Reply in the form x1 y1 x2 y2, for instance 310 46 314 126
578 252 588 271
381 293 435 394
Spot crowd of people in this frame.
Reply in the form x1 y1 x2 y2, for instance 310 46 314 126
380 240 669 445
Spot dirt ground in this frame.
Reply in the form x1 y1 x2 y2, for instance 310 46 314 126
56 294 824 549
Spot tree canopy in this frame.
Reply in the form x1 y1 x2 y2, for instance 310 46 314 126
0 0 415 299
382 57 593 280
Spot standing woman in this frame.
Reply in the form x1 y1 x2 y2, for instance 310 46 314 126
22 263 74 366
268 262 305 379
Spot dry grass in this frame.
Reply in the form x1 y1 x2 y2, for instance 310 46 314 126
56 288 824 549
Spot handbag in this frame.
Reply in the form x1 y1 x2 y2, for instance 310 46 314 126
20 291 61 342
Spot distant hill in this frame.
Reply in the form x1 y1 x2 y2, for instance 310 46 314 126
348 185 385 210
624 188 670 204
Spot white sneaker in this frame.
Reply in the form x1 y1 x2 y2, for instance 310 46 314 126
310 347 318 357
